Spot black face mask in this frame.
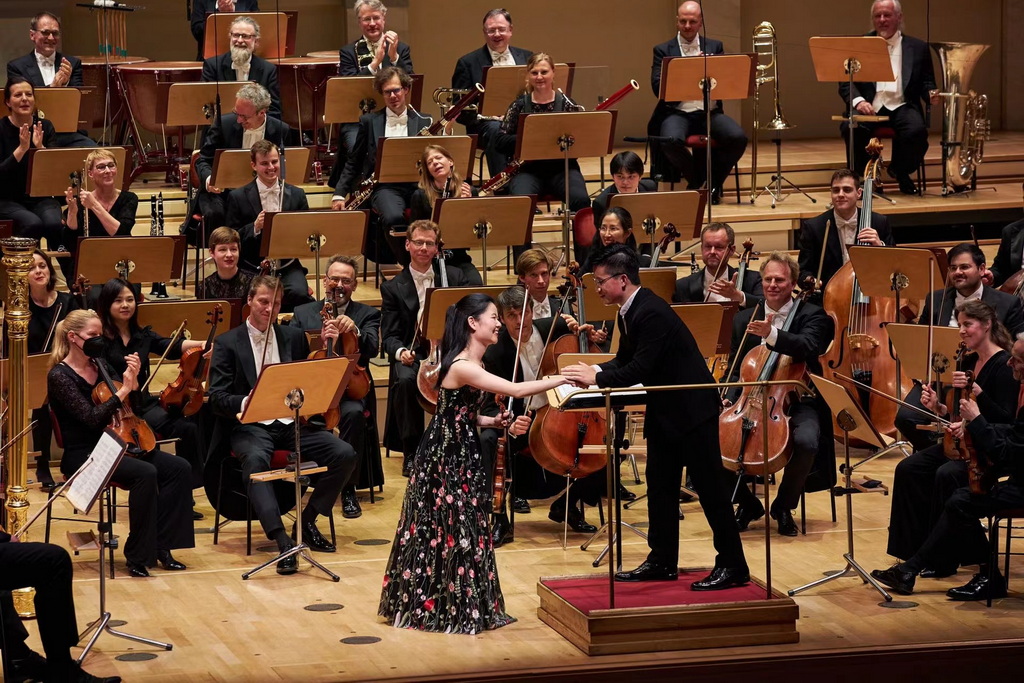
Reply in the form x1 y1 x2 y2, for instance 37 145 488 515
75 333 107 359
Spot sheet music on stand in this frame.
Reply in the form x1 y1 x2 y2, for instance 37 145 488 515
549 383 646 411
65 430 128 514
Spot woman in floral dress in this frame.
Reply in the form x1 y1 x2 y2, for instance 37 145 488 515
379 293 573 633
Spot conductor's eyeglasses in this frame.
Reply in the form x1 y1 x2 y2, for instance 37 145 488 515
593 273 625 287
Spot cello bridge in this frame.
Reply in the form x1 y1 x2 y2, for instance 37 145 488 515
847 333 879 350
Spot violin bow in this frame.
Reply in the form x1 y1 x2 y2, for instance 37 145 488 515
834 372 953 425
138 319 188 395
41 302 63 353
702 242 734 303
813 219 831 292
259 278 283 371
719 302 762 400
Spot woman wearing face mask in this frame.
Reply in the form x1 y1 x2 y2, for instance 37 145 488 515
47 309 195 577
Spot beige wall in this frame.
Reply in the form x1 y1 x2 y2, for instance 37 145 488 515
0 1 1009 141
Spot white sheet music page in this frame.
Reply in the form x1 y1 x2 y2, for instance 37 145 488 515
65 430 128 514
553 383 646 404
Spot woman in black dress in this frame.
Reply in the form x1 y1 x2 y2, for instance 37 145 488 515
63 148 139 238
96 279 208 493
0 77 62 250
379 293 573 633
47 309 194 576
579 206 641 274
26 249 80 488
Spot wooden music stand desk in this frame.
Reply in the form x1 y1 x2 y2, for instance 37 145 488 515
848 246 943 302
210 147 311 189
203 12 297 60
263 210 368 300
886 324 963 383
581 268 677 322
323 75 425 125
164 82 245 127
376 135 477 185
0 88 83 133
659 54 756 103
432 195 536 285
610 190 707 242
422 286 509 341
137 300 237 340
73 236 184 286
671 302 738 359
27 147 129 197
479 63 574 119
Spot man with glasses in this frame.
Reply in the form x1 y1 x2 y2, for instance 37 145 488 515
673 222 763 309
6 11 95 148
332 67 430 261
451 8 532 176
202 16 281 119
562 244 749 589
191 0 260 60
290 254 382 519
194 82 290 247
225 139 311 311
380 220 468 476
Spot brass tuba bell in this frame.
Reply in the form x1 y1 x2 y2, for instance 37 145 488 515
931 42 990 195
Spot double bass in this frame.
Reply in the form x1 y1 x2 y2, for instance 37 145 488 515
818 141 906 439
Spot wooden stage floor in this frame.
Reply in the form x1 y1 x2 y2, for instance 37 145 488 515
23 443 1024 681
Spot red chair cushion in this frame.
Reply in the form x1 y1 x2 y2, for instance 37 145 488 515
685 134 717 148
873 126 897 138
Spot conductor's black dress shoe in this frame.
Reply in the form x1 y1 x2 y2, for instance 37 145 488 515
614 560 678 582
691 566 750 591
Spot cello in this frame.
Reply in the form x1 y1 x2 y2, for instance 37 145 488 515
528 263 607 479
818 140 906 439
160 304 223 416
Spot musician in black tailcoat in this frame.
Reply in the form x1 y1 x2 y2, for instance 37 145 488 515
647 2 747 203
895 243 1024 450
207 275 357 575
193 83 290 246
797 170 892 291
989 201 1024 289
673 222 763 309
450 8 532 176
515 249 562 321
724 252 836 538
201 16 281 119
190 0 260 60
380 221 468 475
224 140 311 312
289 255 382 519
562 245 748 589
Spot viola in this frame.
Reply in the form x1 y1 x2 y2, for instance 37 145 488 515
492 395 511 512
528 262 607 479
999 269 1024 301
719 300 805 475
315 289 371 401
91 358 156 454
160 304 223 416
416 241 450 413
647 222 680 270
707 239 758 381
818 141 907 441
940 342 994 494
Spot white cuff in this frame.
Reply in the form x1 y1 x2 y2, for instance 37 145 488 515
765 326 780 347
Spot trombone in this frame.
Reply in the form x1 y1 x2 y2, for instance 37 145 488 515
749 21 792 203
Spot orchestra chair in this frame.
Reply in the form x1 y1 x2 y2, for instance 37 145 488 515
987 504 1024 607
211 448 336 555
872 126 926 195
647 136 741 203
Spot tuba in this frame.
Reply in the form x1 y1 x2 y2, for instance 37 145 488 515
931 42 990 195
749 21 792 203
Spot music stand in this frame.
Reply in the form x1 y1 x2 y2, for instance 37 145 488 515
239 356 353 581
516 111 615 260
432 196 535 285
137 299 238 338
672 302 738 359
203 12 296 60
209 147 311 190
323 75 426 126
73 236 184 289
609 190 706 251
376 136 477 184
478 63 575 119
660 54 755 221
0 88 83 133
581 268 677 326
809 37 893 177
165 81 245 148
263 211 368 300
27 147 130 197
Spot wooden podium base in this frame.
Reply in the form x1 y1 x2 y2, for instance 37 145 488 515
537 570 799 656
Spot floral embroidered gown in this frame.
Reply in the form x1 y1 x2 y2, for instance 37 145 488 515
379 380 515 634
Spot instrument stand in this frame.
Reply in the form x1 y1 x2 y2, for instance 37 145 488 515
752 130 815 208
789 378 896 603
239 356 353 581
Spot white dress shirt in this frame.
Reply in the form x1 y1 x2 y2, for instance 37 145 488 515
763 298 795 347
490 49 515 66
855 32 904 112
950 282 984 327
703 267 747 306
675 34 703 113
531 295 552 319
35 51 56 86
519 326 548 410
256 177 281 217
244 320 292 425
241 118 267 154
233 57 251 83
397 265 434 358
834 209 860 264
385 107 409 138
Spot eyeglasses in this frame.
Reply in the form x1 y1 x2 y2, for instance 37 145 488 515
35 30 60 38
409 239 437 248
230 32 256 40
233 109 258 120
485 28 510 36
593 273 625 287
382 87 405 97
326 276 356 286
92 162 116 171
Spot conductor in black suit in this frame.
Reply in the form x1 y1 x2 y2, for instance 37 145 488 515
838 0 939 194
648 2 747 203
451 8 532 176
562 245 748 589
194 82 290 247
6 11 94 148
201 15 281 119
725 252 836 537
673 222 763 309
797 169 893 291
207 275 357 575
225 139 311 312
380 221 468 474
191 0 260 60
290 254 382 520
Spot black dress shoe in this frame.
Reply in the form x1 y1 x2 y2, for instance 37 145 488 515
710 187 723 205
294 520 336 552
895 173 919 195
75 665 122 683
870 564 916 595
35 457 55 490
946 572 1007 601
735 500 765 531
919 566 957 579
771 508 798 536
126 561 150 578
192 509 204 520
342 491 362 519
401 457 413 478
276 548 298 575
491 513 513 547
617 484 637 502
692 566 750 591
156 550 187 571
512 496 531 514
615 560 678 582
566 507 597 534
10 649 48 680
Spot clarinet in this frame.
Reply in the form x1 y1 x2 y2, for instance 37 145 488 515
150 193 168 298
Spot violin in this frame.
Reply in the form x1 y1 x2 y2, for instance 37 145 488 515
160 304 223 416
719 300 805 475
528 262 607 479
416 241 449 413
818 141 906 441
492 394 511 512
939 342 994 494
91 358 156 455
647 222 680 270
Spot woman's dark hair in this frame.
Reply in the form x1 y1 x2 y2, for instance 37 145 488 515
435 293 495 389
603 206 633 234
3 76 34 106
96 278 139 339
956 299 1013 351
32 248 57 291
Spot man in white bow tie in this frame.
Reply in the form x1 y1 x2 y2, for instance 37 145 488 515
332 67 431 263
